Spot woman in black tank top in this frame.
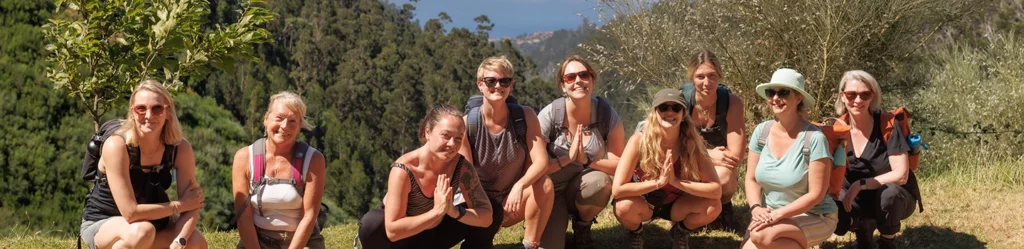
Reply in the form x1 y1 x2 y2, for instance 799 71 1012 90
80 80 207 249
685 50 747 232
833 70 918 249
358 105 499 249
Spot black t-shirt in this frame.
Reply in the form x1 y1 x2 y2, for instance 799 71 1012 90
843 111 918 194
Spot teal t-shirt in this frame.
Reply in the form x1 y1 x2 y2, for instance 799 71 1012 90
748 121 841 215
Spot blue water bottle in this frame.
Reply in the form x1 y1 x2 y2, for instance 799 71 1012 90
908 132 928 155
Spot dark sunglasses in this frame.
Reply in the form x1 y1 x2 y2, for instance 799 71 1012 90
764 88 792 99
562 71 592 83
843 91 873 101
133 104 166 116
657 103 684 113
481 77 514 88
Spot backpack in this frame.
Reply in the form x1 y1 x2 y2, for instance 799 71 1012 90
545 96 615 143
680 83 730 117
757 120 851 198
82 120 127 181
840 107 920 171
465 95 528 151
230 138 328 231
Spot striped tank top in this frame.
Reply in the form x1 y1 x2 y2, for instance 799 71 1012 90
393 157 465 216
469 114 527 203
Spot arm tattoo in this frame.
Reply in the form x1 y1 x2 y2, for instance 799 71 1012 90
461 164 491 211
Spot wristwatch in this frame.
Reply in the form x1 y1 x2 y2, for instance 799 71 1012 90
582 154 594 168
455 205 467 220
176 237 187 246
859 179 867 186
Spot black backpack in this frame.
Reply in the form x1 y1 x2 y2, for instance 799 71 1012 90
465 95 528 152
680 83 730 116
82 120 126 181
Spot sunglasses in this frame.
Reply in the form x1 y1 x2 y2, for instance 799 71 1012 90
843 91 873 101
562 71 592 83
657 103 684 113
133 104 167 116
481 77 514 88
764 88 792 99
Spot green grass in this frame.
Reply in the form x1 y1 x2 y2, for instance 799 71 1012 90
5 160 1022 249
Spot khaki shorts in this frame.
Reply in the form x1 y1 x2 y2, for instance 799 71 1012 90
792 212 839 246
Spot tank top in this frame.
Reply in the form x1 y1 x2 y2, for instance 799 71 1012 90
250 179 303 231
469 113 527 202
393 157 465 216
695 101 729 148
82 142 176 230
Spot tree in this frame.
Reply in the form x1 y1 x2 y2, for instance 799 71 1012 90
43 0 274 131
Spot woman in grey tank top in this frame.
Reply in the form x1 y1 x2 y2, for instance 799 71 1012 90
536 56 626 249
358 105 497 249
458 56 555 249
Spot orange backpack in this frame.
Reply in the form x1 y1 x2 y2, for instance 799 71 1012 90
839 107 919 171
757 120 851 198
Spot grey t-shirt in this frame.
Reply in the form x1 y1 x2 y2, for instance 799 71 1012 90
538 98 620 190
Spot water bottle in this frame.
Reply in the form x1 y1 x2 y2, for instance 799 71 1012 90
908 132 928 155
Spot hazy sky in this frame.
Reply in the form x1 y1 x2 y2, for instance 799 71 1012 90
408 0 602 38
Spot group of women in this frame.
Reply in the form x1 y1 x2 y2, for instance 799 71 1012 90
79 50 918 249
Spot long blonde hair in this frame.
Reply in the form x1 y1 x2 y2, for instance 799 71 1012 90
118 80 184 147
637 106 710 181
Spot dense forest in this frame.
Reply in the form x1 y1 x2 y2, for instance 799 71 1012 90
2 0 1023 238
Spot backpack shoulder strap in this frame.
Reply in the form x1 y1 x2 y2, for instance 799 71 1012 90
716 86 731 115
508 103 528 149
594 96 614 141
549 97 567 143
250 138 267 184
757 120 774 149
803 125 817 166
680 83 697 115
291 141 311 185
467 107 481 153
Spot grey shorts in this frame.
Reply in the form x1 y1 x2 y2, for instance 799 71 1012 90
80 218 112 249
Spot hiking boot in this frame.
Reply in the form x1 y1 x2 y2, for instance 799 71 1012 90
670 223 691 249
572 218 594 249
626 226 644 249
718 202 743 234
854 220 876 249
877 237 897 249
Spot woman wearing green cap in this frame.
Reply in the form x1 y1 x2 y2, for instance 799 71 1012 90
743 69 842 249
611 88 722 249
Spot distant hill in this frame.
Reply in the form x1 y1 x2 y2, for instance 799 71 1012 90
501 21 599 79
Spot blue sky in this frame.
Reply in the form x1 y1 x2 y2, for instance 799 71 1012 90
407 0 601 38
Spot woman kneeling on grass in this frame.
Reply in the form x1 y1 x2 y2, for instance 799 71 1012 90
743 69 842 249
358 104 497 249
612 88 722 249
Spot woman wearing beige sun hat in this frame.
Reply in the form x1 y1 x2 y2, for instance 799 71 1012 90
742 69 844 249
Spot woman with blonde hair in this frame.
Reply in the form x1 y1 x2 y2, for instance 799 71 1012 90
80 80 208 249
743 69 842 249
612 88 722 249
232 91 327 249
832 70 920 249
682 50 746 232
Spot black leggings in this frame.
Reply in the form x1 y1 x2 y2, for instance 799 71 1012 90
357 198 503 249
842 183 916 235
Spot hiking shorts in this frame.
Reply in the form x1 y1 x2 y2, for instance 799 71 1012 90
80 218 112 249
792 212 839 246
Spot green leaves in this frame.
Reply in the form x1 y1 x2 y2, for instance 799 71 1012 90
43 0 272 130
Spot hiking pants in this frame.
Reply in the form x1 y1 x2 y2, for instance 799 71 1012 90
357 197 502 249
844 183 916 235
539 167 613 249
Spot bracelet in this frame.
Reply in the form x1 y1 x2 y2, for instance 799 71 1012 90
750 204 762 209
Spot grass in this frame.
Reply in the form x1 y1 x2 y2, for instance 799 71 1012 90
4 160 1021 249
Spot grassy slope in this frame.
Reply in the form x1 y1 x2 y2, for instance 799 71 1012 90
4 161 1021 249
